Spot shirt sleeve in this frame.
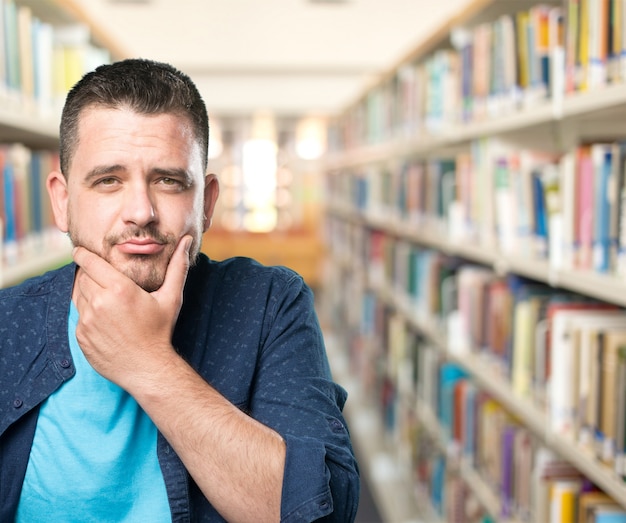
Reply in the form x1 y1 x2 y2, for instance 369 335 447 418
249 270 360 523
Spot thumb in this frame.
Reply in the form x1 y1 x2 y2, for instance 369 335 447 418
154 235 192 304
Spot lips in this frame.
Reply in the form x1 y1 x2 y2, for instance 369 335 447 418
116 238 165 255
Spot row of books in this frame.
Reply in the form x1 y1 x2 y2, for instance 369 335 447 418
347 280 626 522
360 224 626 477
420 354 626 523
0 143 62 265
327 136 626 278
0 0 110 116
327 0 625 150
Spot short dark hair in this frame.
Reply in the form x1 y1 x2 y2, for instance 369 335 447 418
59 58 209 175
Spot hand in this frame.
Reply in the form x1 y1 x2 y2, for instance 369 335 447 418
71 235 192 389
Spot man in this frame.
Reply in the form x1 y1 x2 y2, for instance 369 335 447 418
0 59 359 522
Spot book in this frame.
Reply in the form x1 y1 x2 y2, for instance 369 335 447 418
566 0 581 93
511 284 551 400
439 363 468 440
579 491 620 523
516 10 531 94
500 424 518 518
592 143 614 272
599 329 626 465
614 140 626 276
577 144 595 269
456 265 494 354
494 155 517 254
615 344 626 477
529 4 551 100
588 0 610 88
609 0 623 82
549 309 626 439
559 151 577 269
549 6 566 102
578 0 591 91
3 0 20 95
549 479 581 523
513 428 534 520
531 447 582 522
32 17 54 115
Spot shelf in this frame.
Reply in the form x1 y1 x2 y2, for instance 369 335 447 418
454 349 626 510
326 86 626 171
1 233 72 288
372 277 626 511
416 399 523 523
323 0 626 520
328 203 626 308
0 99 59 148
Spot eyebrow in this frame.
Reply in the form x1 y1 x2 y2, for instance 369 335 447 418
83 164 124 184
152 167 195 185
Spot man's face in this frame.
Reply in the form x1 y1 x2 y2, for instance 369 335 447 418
48 106 218 292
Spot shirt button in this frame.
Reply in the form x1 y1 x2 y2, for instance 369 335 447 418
60 359 71 369
13 398 23 409
319 500 330 510
329 419 344 432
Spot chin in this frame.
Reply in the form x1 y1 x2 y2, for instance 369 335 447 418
118 257 168 292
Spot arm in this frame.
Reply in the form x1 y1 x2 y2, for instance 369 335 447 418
72 237 285 523
238 266 360 522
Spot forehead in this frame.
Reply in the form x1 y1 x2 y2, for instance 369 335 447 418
77 105 195 137
66 106 206 183
73 106 201 163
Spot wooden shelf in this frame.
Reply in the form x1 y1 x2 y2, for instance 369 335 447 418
1 234 72 288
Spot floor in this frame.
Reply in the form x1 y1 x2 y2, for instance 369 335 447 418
354 443 384 523
355 471 384 523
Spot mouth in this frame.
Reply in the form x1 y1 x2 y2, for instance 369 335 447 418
116 238 166 256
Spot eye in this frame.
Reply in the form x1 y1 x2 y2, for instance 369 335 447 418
156 176 189 191
93 177 121 189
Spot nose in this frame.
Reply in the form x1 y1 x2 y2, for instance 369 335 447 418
121 182 156 226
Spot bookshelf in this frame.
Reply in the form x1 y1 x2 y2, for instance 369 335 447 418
0 0 122 288
322 0 626 521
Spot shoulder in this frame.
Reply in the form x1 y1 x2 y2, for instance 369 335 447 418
192 253 305 290
185 254 311 313
0 263 74 306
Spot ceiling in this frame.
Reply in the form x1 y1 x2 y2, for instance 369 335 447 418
63 0 475 118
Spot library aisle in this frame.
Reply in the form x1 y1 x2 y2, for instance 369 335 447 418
325 330 427 523
319 0 626 520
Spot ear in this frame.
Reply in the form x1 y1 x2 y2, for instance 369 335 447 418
203 173 220 231
46 170 69 233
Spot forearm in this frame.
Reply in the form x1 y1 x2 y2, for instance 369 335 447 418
128 349 286 523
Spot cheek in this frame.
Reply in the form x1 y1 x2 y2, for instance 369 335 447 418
69 198 113 235
178 194 206 229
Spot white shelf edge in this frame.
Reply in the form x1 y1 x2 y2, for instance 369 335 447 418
0 97 59 140
1 239 72 288
325 86 626 171
328 204 626 308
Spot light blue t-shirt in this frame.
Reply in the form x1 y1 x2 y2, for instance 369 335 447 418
16 302 171 522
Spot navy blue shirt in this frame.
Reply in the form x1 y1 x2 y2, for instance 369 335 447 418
0 254 359 522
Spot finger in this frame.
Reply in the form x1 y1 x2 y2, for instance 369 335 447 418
154 235 192 301
72 246 120 289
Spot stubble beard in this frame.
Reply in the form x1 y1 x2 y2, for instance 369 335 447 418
68 220 200 292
